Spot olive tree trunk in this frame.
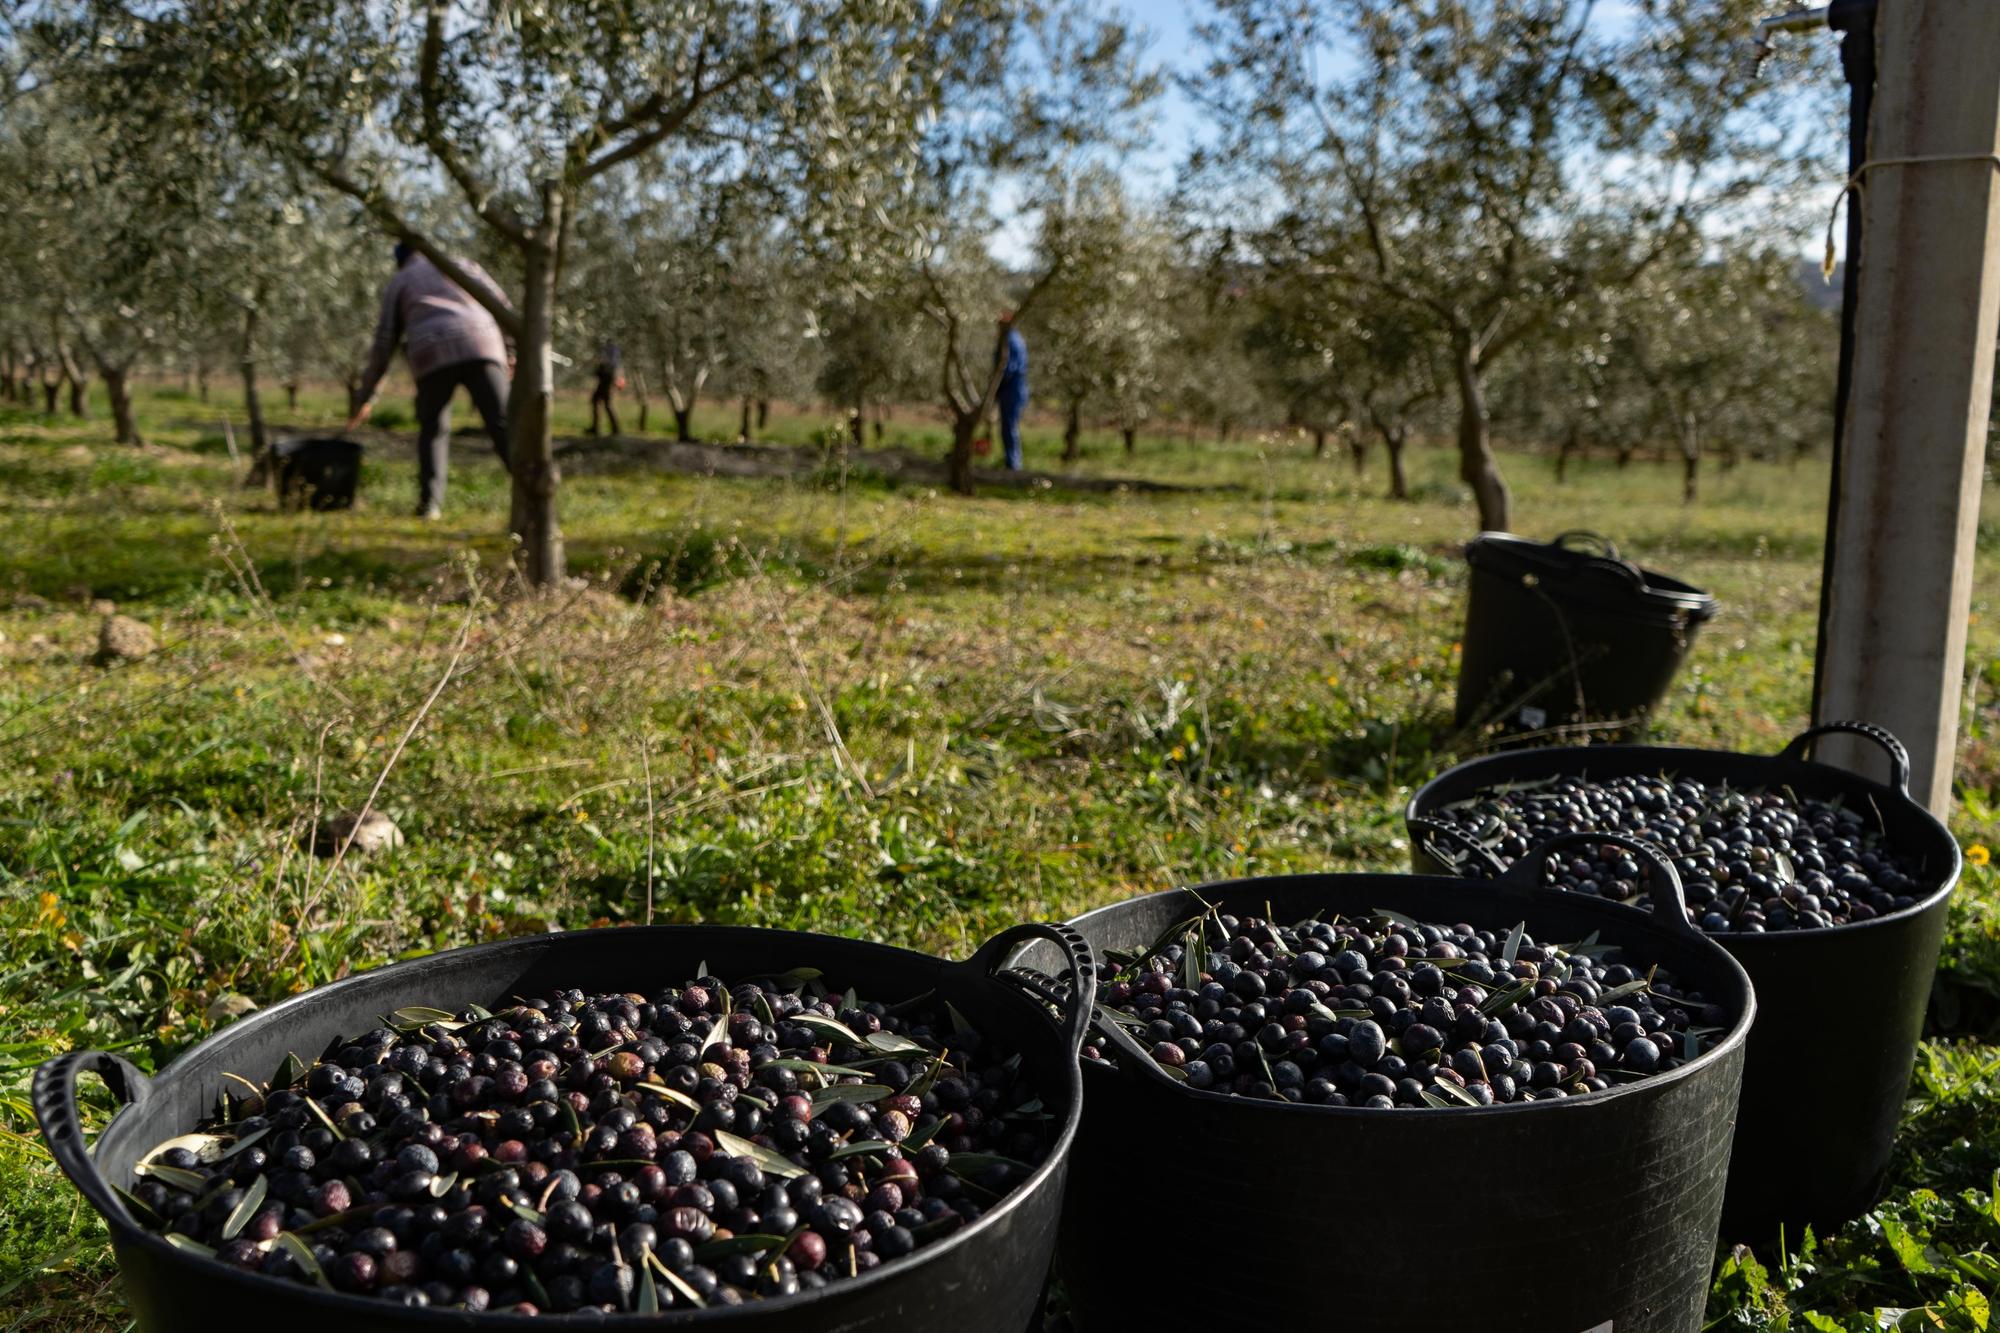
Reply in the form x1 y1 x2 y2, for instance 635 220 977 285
1386 428 1410 501
510 229 564 588
102 363 144 447
1122 425 1136 455
738 396 753 443
1452 335 1510 532
948 411 980 494
1556 424 1581 483
1061 396 1082 463
240 300 269 465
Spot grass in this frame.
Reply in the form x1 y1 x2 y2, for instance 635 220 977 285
3 373 2000 1328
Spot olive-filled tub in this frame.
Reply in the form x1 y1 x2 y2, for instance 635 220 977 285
35 923 1094 1332
1043 834 1752 1333
1407 721 1959 1236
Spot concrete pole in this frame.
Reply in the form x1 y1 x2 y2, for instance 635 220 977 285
1814 0 2000 816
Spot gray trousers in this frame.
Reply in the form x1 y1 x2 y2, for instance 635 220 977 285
414 359 510 510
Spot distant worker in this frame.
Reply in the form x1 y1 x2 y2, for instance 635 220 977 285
589 341 625 437
995 312 1029 471
346 240 514 520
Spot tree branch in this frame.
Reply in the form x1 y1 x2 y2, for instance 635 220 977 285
577 38 790 184
306 160 525 340
419 1 529 245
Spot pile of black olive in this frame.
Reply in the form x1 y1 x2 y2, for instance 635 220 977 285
127 971 1049 1314
1087 908 1724 1107
1423 773 1930 933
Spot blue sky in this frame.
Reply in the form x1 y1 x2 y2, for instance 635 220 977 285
992 0 1836 267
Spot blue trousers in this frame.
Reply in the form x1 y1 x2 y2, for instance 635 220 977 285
998 392 1025 470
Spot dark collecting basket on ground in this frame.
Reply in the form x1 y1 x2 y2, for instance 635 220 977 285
1037 836 1753 1333
33 923 1094 1332
1405 721 1961 1238
1456 530 1718 735
274 437 363 511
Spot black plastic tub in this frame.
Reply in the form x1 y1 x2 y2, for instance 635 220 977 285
34 923 1094 1332
274 437 363 510
1047 834 1753 1333
1406 721 1960 1237
1457 530 1718 734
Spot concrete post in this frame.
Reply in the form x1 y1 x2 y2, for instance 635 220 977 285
1814 0 2000 815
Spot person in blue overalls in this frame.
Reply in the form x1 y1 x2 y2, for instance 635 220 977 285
994 312 1029 471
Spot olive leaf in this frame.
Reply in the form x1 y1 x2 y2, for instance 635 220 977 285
648 1247 707 1308
135 1163 209 1192
219 1072 267 1112
791 1013 864 1046
216 1126 272 1161
142 1132 234 1165
826 1139 894 1161
765 1058 871 1079
1371 907 1428 932
162 1233 217 1258
293 1202 388 1234
301 1096 345 1141
809 1083 892 1116
862 1032 926 1055
219 1173 268 1240
1429 1079 1481 1107
430 1170 460 1200
1480 982 1534 1017
693 1234 787 1262
270 1051 306 1090
899 1117 943 1153
636 1255 659 1314
274 1232 329 1287
1178 926 1203 992
389 1005 463 1030
1502 921 1526 966
903 1051 951 1099
1596 977 1654 1004
713 1130 807 1179
560 1098 585 1146
113 1184 163 1224
635 1081 703 1113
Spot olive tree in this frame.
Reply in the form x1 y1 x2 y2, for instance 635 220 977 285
1194 0 1813 531
902 2 1158 493
86 0 992 584
1023 171 1174 463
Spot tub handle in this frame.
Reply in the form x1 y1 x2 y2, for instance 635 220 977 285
1551 530 1622 560
965 922 1099 1061
1408 815 1510 879
1779 720 1912 795
32 1049 153 1231
1504 830 1704 943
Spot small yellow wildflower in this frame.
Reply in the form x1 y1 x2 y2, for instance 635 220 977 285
1968 844 1990 867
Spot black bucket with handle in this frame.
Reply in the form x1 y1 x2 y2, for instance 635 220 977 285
274 437 363 511
1456 530 1718 734
1040 833 1753 1333
1406 721 1960 1237
33 922 1094 1331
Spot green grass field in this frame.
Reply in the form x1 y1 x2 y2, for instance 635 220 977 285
5 376 2000 1329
